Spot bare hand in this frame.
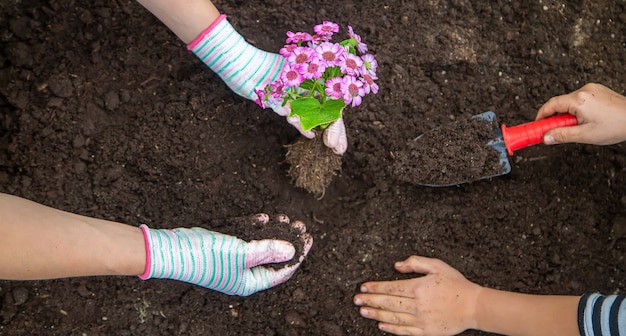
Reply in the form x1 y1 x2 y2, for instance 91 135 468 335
353 256 482 336
536 83 626 146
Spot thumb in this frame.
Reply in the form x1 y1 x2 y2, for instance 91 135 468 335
543 125 586 145
269 101 315 138
244 239 296 268
395 255 444 275
286 115 315 139
323 117 348 155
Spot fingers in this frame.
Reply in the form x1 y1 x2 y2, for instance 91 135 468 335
272 104 291 117
244 214 298 268
358 307 424 336
287 115 315 139
360 278 420 297
358 256 441 296
543 124 590 145
241 215 313 295
274 98 348 152
376 322 424 336
248 213 270 226
264 219 313 287
535 94 578 121
244 240 296 268
266 231 313 286
535 83 612 122
239 232 312 296
271 102 316 138
354 292 418 315
323 117 348 155
395 255 445 275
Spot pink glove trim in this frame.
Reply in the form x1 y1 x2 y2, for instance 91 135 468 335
138 224 152 280
186 14 228 50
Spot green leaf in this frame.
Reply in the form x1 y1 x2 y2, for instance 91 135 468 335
299 80 316 91
323 66 343 79
289 97 345 131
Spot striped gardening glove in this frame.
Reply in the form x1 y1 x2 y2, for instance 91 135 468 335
187 14 348 155
138 214 313 296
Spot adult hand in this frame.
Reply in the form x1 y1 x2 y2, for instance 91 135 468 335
182 14 349 155
271 97 348 155
353 256 482 336
536 83 626 146
139 213 313 296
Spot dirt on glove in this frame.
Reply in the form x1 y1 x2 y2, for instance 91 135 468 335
207 214 307 268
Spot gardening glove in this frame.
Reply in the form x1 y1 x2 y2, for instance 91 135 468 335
187 15 347 155
323 117 348 155
275 101 348 155
138 214 313 296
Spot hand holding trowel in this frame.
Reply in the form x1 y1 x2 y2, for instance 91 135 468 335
393 111 578 187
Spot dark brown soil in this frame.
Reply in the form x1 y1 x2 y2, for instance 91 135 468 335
393 115 507 186
1 1 626 336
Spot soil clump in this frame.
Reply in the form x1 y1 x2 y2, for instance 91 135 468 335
393 115 507 186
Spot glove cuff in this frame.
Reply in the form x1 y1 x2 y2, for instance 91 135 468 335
138 224 153 280
186 14 227 50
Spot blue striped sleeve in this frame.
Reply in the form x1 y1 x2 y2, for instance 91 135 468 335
578 293 626 335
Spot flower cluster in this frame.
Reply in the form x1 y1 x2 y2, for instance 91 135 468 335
255 21 378 132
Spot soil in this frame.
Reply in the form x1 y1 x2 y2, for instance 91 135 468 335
393 115 507 186
1 1 625 336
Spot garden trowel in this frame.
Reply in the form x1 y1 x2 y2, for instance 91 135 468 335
412 111 578 187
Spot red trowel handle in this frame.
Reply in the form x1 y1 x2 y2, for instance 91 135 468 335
501 114 578 156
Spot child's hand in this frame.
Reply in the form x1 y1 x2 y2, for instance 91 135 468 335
353 256 482 336
537 83 626 146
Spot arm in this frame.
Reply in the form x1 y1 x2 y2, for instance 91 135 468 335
536 83 626 146
135 0 348 154
0 193 145 279
135 0 220 43
0 192 312 296
353 255 579 336
474 287 579 336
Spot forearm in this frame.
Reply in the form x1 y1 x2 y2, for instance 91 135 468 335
475 287 579 336
0 193 145 280
136 0 220 43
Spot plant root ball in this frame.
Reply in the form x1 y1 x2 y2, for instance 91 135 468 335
285 137 342 197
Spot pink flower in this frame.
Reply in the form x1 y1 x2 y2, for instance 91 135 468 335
280 64 304 87
279 44 298 58
341 75 365 107
339 53 363 76
361 54 378 76
309 34 328 44
254 88 266 108
256 22 378 129
348 26 368 53
314 21 340 37
361 73 378 95
315 42 344 67
288 46 315 66
302 58 326 80
286 31 312 44
269 81 286 99
325 77 344 99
